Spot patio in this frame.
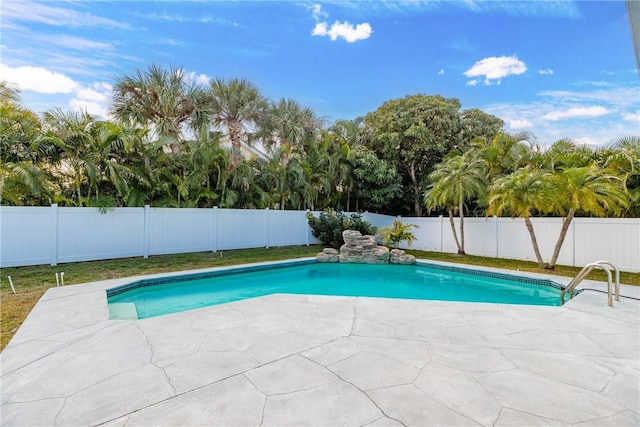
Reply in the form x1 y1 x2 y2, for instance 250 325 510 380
1 260 638 426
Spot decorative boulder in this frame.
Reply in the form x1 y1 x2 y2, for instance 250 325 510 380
316 248 339 263
389 248 416 265
339 230 390 264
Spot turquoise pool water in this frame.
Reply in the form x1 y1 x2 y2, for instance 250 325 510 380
107 261 568 319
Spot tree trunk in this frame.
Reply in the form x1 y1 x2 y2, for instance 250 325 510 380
458 199 466 255
449 209 462 254
548 209 575 269
524 217 546 268
229 121 243 169
408 161 422 216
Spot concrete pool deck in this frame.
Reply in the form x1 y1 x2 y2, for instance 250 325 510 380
1 259 639 426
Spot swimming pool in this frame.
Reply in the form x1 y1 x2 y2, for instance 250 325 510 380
107 260 575 320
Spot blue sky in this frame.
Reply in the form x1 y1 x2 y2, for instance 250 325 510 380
1 0 638 146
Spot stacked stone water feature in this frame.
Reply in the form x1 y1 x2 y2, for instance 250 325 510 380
316 230 415 265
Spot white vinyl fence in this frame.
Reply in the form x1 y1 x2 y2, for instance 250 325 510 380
0 205 318 268
1 206 638 272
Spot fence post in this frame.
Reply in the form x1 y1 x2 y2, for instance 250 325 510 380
494 215 499 258
50 203 59 266
305 209 310 246
143 205 150 258
439 214 443 252
572 219 576 267
264 208 270 249
212 206 218 253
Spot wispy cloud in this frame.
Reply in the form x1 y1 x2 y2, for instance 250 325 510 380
437 69 444 75
484 83 639 145
622 110 640 121
141 12 239 26
2 0 129 29
311 4 372 43
538 69 554 75
542 106 610 121
464 56 527 85
466 79 478 86
318 0 580 18
509 119 533 129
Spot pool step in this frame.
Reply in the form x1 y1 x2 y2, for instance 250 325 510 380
108 302 139 320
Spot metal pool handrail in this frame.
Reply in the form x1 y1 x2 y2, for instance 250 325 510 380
561 260 620 307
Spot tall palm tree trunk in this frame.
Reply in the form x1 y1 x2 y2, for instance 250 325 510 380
228 121 243 169
458 199 466 255
524 217 546 268
548 208 575 269
449 209 462 254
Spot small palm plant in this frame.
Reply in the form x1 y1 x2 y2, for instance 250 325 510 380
378 219 418 249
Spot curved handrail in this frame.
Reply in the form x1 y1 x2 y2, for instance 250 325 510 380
561 260 619 307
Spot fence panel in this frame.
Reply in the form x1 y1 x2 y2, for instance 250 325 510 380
496 218 574 265
57 207 144 263
1 207 638 272
148 208 213 256
0 207 53 267
401 217 442 252
216 209 267 250
463 217 498 257
573 218 640 272
267 210 314 247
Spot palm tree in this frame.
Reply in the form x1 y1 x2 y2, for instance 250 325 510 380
603 136 640 217
256 98 319 167
487 167 556 268
111 65 208 153
424 152 487 255
207 77 266 168
546 164 627 268
473 131 535 179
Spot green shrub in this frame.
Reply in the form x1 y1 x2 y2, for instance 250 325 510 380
306 209 377 249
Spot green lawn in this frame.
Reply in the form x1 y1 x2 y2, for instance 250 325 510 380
2 245 638 351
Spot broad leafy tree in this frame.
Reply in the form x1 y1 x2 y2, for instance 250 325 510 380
459 108 504 150
351 146 402 212
364 94 462 216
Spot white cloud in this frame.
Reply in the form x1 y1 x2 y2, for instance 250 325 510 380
623 110 640 121
538 69 554 75
437 69 444 75
310 6 371 43
0 64 78 94
466 79 478 86
68 98 108 119
184 71 211 86
312 20 372 43
464 56 527 85
69 82 112 118
509 119 533 129
542 106 610 121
